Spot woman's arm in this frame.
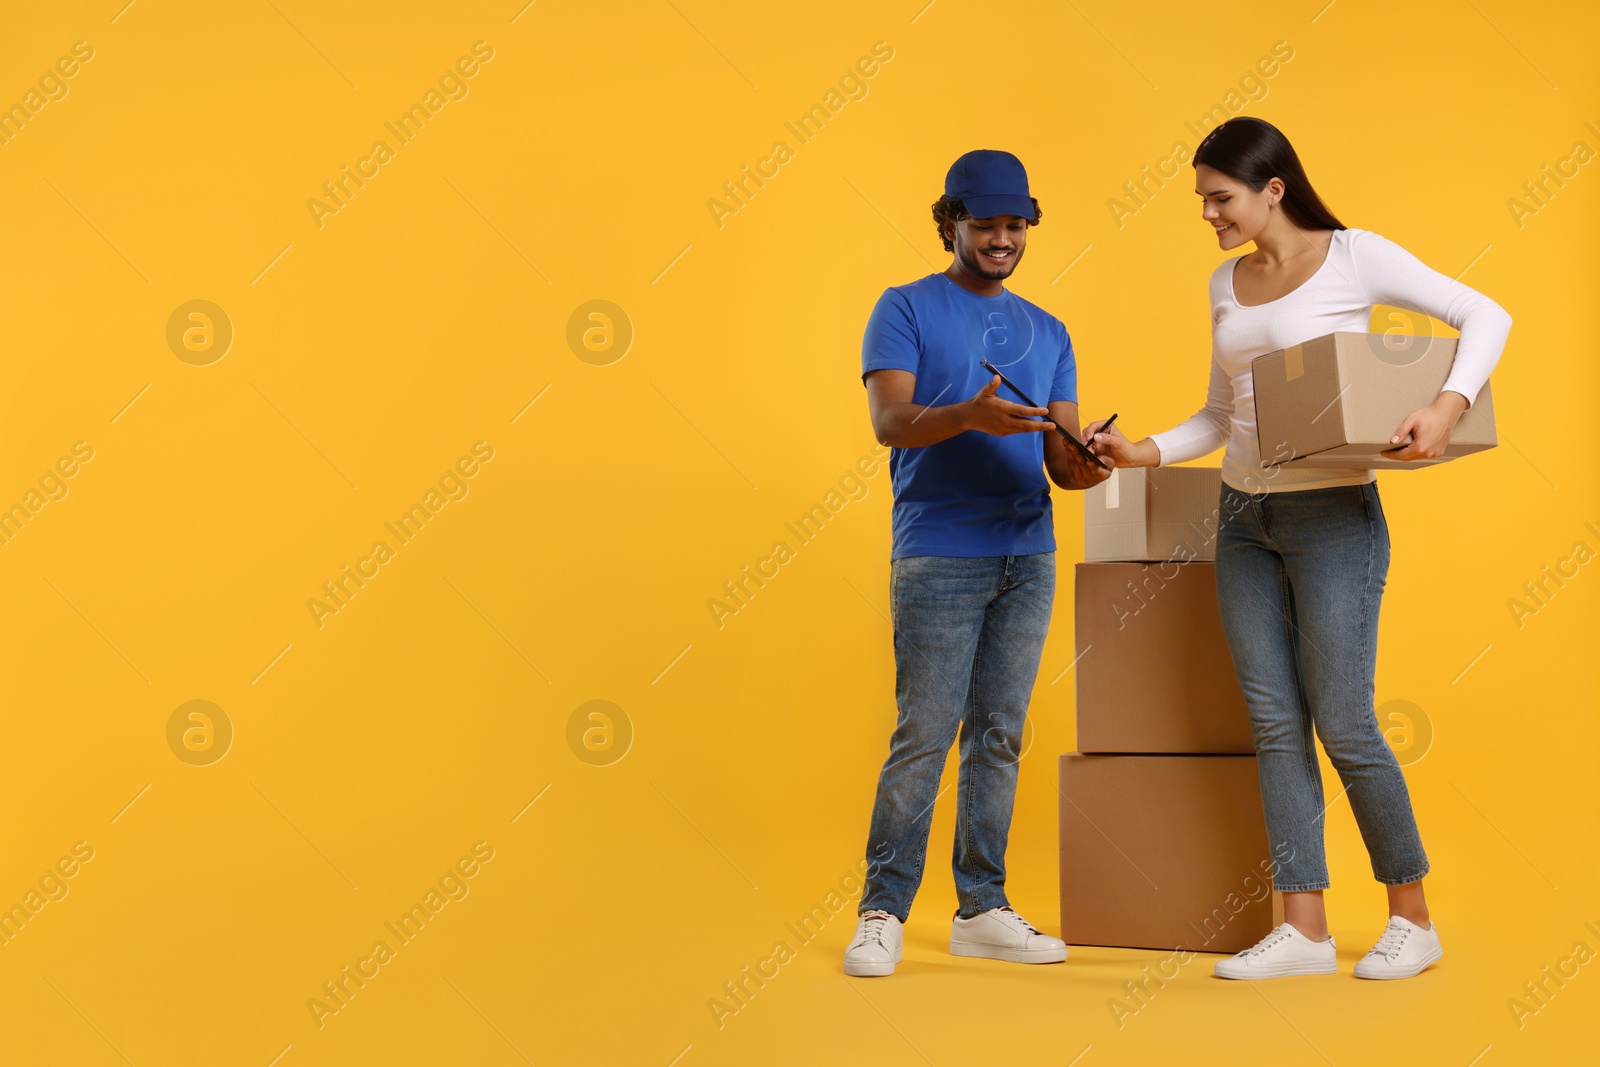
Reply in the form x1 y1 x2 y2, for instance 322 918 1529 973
1352 231 1513 459
1353 230 1512 406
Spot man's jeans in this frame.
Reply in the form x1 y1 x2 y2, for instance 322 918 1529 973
1216 482 1429 891
858 552 1055 921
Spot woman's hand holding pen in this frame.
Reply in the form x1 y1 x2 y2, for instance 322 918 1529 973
1085 418 1160 468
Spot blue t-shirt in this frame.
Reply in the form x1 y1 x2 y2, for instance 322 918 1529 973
861 273 1079 561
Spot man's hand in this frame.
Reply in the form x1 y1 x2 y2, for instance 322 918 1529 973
964 375 1056 436
1044 400 1114 490
1052 431 1115 489
866 369 1054 449
1385 391 1469 461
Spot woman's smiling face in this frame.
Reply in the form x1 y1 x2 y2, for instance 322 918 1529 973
1195 163 1277 251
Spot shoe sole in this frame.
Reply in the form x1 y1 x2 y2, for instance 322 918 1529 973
949 941 1068 964
843 961 895 977
844 951 901 977
1354 946 1442 980
1214 960 1337 979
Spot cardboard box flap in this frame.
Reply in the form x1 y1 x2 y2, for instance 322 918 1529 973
1253 335 1347 462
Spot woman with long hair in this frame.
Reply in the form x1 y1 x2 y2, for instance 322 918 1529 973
1088 116 1511 980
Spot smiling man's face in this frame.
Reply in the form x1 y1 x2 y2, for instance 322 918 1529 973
947 213 1029 282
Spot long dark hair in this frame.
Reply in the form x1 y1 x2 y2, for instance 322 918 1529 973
1194 117 1344 231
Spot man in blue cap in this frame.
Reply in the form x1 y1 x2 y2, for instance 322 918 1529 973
844 149 1113 977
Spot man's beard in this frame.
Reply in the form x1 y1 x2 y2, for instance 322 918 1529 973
959 242 1019 279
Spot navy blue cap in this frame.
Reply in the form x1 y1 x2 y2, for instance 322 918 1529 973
945 150 1036 220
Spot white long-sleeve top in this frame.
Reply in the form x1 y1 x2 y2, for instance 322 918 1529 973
1149 228 1512 492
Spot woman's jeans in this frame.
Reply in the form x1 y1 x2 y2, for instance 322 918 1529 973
858 552 1055 921
1216 482 1429 892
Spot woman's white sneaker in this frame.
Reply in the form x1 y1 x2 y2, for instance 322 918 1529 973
844 910 903 977
1354 916 1442 979
949 906 1068 964
1214 923 1337 979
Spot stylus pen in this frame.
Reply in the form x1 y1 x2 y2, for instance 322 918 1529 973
1083 413 1118 463
979 359 1109 469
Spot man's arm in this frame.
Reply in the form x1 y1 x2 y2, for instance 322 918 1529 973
864 369 1054 449
1044 400 1115 490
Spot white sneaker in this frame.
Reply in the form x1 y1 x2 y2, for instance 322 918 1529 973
844 910 903 977
1354 916 1442 979
949 906 1068 964
1214 923 1337 979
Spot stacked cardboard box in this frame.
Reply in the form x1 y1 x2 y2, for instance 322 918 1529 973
1059 754 1280 954
1061 467 1281 955
1083 466 1222 565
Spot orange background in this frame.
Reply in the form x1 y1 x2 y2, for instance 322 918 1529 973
0 1 1595 1064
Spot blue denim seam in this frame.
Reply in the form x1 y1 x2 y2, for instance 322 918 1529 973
888 561 899 631
1280 557 1323 820
959 592 987 919
1375 866 1430 887
893 564 933 919
1359 486 1429 888
1357 486 1378 881
1270 502 1326 892
1360 486 1376 709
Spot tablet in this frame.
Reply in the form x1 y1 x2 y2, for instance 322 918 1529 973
979 359 1109 470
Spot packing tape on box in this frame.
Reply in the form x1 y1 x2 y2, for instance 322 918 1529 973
1105 468 1120 509
1284 345 1304 382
